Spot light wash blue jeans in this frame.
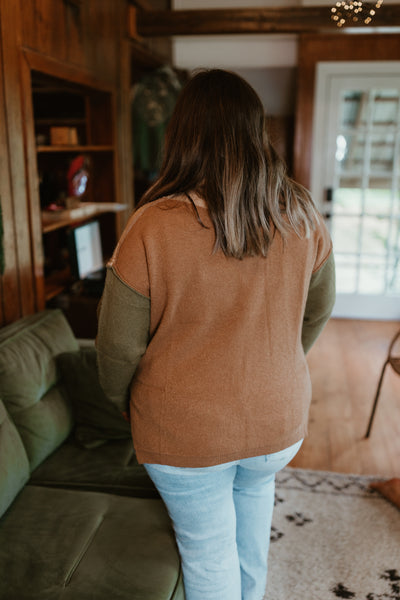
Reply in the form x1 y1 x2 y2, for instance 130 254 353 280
145 439 302 600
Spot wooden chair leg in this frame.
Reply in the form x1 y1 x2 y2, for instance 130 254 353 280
365 360 390 438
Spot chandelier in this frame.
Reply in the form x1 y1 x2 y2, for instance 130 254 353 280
331 0 383 26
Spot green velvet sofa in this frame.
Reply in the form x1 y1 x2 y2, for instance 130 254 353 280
0 309 184 600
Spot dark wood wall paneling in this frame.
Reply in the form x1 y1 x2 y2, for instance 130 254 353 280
20 0 120 83
0 6 20 324
0 0 173 327
0 0 37 321
0 0 129 326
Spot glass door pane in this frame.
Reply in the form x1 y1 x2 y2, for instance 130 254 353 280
311 64 400 319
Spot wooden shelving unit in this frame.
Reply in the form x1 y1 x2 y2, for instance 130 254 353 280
32 71 125 305
45 267 72 301
41 202 127 234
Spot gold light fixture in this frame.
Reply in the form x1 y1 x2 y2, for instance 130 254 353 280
331 0 383 26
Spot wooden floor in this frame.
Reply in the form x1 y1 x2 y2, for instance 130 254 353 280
290 318 400 478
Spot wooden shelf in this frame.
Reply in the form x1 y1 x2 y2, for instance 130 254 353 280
42 202 127 233
31 72 121 310
37 145 114 153
45 267 72 301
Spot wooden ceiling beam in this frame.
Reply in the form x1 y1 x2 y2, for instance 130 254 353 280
128 5 400 37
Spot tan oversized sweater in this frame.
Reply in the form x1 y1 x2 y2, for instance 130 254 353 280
96 193 335 467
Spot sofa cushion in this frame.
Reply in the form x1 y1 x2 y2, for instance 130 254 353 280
0 485 184 600
0 310 79 470
30 437 159 499
0 399 30 518
56 347 131 449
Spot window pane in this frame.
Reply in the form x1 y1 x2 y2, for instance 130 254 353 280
337 176 364 189
333 188 362 215
364 189 392 216
359 258 386 294
388 220 400 254
387 256 400 295
360 216 389 256
339 91 367 128
368 176 393 189
331 216 360 253
368 133 395 174
335 133 365 174
371 90 399 127
335 255 358 293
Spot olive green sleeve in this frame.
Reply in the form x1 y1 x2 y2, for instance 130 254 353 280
302 252 336 354
96 267 150 413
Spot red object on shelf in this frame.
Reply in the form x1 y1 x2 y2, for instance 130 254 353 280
67 155 89 197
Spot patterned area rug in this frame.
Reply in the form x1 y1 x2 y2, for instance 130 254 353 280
266 468 400 600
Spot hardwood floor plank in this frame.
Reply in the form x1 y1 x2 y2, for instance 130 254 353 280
290 318 400 477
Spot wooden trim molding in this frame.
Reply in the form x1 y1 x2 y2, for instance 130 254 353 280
19 52 45 312
129 5 400 37
0 0 36 320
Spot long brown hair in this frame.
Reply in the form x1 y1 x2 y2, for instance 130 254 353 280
138 69 319 259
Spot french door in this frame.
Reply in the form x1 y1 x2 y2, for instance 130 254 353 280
311 62 400 320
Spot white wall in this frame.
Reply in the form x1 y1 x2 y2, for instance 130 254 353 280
172 34 298 71
234 67 296 116
171 0 299 71
171 0 298 115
